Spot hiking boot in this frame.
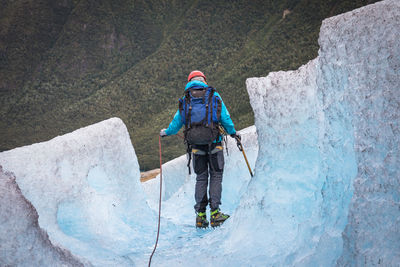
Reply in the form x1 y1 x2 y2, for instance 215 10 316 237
196 212 209 228
210 209 230 227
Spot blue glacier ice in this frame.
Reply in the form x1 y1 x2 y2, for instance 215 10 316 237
0 0 399 266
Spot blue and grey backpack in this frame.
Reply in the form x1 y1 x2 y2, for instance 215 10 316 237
179 86 222 145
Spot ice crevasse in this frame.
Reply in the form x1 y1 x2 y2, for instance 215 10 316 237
0 0 399 266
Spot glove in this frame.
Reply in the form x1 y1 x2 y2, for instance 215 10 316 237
231 133 242 151
230 133 241 141
160 128 167 137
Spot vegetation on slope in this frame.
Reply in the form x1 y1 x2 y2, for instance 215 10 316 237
0 0 378 170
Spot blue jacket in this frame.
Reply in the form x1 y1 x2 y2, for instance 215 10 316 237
165 81 236 139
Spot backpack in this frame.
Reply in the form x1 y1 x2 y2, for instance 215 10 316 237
179 86 222 145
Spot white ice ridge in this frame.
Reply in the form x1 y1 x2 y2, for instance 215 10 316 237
0 118 154 266
239 0 400 266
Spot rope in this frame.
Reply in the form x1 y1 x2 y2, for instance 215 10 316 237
148 135 163 267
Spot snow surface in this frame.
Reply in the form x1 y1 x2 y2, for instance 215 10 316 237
1 0 399 266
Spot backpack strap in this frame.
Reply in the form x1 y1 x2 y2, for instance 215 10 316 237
181 90 191 129
208 88 215 127
188 90 197 129
204 98 209 127
202 87 215 127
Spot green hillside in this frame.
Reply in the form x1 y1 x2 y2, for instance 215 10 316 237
0 0 378 170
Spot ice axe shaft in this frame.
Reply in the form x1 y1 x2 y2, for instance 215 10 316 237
235 136 254 177
218 125 254 177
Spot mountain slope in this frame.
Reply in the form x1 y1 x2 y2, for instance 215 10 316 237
0 0 379 169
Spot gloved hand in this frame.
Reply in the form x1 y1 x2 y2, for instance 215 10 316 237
160 128 167 137
231 133 242 151
230 133 241 141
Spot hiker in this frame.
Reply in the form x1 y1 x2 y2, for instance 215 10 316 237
160 70 240 228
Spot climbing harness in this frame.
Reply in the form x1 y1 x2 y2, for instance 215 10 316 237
218 125 254 177
148 136 163 267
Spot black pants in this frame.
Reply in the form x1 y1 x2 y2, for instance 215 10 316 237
193 143 224 213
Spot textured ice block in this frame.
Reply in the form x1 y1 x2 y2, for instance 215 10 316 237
0 166 85 266
0 117 154 266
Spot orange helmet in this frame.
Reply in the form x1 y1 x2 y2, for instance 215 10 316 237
188 70 206 82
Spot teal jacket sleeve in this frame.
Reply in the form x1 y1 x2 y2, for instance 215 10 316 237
165 109 183 135
215 92 236 135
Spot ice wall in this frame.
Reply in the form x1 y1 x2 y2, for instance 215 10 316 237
320 1 400 265
225 0 399 266
0 118 154 266
225 58 353 266
0 166 85 267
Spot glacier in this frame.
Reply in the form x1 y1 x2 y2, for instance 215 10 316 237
1 0 399 266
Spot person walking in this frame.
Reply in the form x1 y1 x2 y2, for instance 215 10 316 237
160 70 239 228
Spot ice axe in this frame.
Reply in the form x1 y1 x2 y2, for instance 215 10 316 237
218 125 254 177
